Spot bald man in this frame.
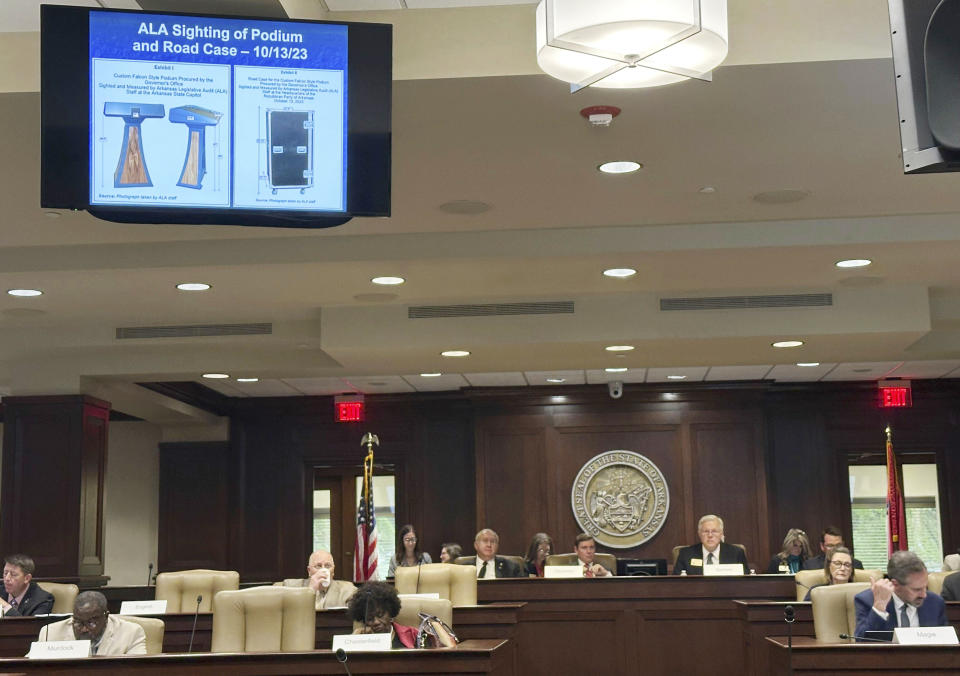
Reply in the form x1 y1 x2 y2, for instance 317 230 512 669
278 550 357 610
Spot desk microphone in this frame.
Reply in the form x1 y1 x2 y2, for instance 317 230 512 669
335 647 353 675
146 562 154 586
187 595 202 652
838 633 893 643
784 605 795 676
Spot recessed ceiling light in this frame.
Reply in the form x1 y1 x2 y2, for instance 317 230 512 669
176 282 211 291
44 211 61 218
546 378 566 383
441 350 470 357
604 367 628 373
835 259 872 269
420 373 442 377
772 340 804 348
603 268 637 278
698 186 717 194
202 373 230 379
605 345 635 352
371 276 405 286
598 161 642 174
236 377 259 383
7 289 42 297
667 375 687 380
796 362 820 367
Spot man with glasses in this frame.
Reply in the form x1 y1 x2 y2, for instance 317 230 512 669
802 526 864 570
457 529 524 578
673 514 749 575
854 550 947 638
0 554 54 617
35 591 146 655
278 549 356 609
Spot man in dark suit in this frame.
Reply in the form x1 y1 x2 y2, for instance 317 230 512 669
673 514 749 575
1 553 54 616
802 526 864 571
457 529 524 578
854 550 948 638
941 571 960 601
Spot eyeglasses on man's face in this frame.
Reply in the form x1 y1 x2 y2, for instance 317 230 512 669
72 612 108 630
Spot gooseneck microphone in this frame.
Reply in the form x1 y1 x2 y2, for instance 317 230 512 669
839 632 892 643
335 647 353 675
784 605 795 676
146 562 154 587
187 595 202 653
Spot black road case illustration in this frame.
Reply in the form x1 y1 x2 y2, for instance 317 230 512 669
266 109 314 194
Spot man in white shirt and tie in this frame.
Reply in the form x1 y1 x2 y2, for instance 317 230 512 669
672 514 749 575
456 529 523 578
854 550 948 638
574 533 613 577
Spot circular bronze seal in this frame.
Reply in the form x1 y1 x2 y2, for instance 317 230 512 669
571 450 669 548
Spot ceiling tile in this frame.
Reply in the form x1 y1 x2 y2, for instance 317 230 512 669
704 365 774 381
887 361 960 379
231 379 301 396
525 370 585 385
325 0 402 9
463 372 528 387
585 368 647 384
767 363 837 382
402 373 469 391
821 362 902 381
645 367 709 383
341 375 415 394
282 377 357 395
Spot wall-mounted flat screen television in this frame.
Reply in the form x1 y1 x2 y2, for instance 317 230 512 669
41 5 391 228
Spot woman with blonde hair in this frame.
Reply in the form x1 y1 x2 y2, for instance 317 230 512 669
765 528 811 574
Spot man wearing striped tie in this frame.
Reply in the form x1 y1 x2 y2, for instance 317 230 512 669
854 550 948 638
0 554 54 617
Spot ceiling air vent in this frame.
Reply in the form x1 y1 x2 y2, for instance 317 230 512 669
409 301 574 319
660 293 832 311
116 323 273 339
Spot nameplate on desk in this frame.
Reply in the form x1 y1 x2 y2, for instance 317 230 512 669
544 565 584 579
703 564 744 576
119 600 167 615
398 593 440 600
28 640 91 659
893 626 959 645
332 632 392 652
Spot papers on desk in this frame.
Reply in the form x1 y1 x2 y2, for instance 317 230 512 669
398 593 440 600
28 639 91 659
333 632 392 652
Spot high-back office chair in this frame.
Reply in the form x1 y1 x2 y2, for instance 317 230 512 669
810 582 870 642
395 596 454 628
943 554 960 572
545 552 617 575
453 555 528 576
155 569 240 613
927 570 959 595
36 582 79 614
794 569 883 602
117 615 165 655
394 563 477 606
210 587 315 653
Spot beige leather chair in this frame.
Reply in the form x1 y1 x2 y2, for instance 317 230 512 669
394 563 477 606
943 554 960 572
928 570 959 595
117 615 165 655
810 582 869 642
36 582 79 614
395 596 453 628
546 552 617 574
155 569 240 613
795 568 883 601
210 587 315 653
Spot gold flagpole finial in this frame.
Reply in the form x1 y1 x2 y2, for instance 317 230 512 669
361 432 379 449
885 424 891 441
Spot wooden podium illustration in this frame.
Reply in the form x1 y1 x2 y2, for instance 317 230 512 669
103 102 165 188
169 106 222 189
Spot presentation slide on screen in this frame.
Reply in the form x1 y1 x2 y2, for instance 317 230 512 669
88 12 347 212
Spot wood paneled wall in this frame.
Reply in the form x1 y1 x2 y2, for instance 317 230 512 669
155 381 960 581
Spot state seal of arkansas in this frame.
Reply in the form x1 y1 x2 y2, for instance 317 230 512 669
571 450 669 548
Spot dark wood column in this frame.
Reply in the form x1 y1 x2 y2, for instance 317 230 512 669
0 395 109 583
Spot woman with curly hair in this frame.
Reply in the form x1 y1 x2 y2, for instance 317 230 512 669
347 581 418 648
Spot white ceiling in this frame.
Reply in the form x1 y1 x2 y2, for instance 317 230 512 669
2 1 960 422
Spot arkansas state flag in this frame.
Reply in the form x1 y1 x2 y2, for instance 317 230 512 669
886 426 908 556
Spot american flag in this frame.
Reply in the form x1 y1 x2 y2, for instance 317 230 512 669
354 476 379 581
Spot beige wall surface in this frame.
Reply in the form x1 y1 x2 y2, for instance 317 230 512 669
103 421 160 586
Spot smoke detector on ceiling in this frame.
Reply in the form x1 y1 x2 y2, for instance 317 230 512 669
580 105 621 127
